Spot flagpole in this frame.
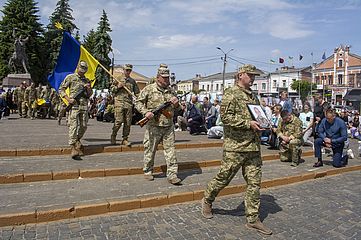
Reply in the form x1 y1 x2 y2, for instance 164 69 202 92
97 62 136 99
53 23 135 99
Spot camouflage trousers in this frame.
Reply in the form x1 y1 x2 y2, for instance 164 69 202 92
279 139 302 163
204 151 262 223
27 100 37 118
20 101 27 117
112 107 132 139
143 125 178 179
68 108 88 145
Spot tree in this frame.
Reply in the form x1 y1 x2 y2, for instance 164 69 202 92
0 0 47 84
290 80 317 101
93 10 112 90
82 29 97 55
45 0 78 71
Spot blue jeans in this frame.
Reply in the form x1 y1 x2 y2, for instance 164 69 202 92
314 138 346 167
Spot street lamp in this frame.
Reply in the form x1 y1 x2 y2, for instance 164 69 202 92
217 47 234 93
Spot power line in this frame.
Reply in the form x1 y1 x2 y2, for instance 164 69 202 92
229 54 284 67
115 54 222 62
124 58 221 67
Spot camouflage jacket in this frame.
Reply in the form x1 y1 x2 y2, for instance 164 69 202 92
221 85 260 152
41 87 51 100
111 76 140 108
135 83 179 127
14 87 26 102
59 73 91 108
25 86 37 102
276 115 303 140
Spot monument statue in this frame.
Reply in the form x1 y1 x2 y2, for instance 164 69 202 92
8 28 29 74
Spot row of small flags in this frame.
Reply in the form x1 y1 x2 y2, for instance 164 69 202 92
270 52 327 64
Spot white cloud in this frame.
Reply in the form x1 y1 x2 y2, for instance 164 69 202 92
148 34 236 49
247 11 313 39
271 49 282 56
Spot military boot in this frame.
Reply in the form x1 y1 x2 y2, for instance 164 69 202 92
121 138 132 147
70 145 80 160
201 198 213 219
245 220 273 235
75 140 84 156
110 134 116 145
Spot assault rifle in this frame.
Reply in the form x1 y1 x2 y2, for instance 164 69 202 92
136 92 190 127
65 86 85 111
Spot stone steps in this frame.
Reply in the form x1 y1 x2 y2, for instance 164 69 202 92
0 147 314 184
0 154 360 227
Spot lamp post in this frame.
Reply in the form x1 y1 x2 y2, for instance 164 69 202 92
217 47 234 93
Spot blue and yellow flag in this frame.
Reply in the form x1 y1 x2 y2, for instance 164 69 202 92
48 32 99 91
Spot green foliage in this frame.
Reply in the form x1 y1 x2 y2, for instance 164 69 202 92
0 0 47 84
290 80 317 101
44 0 78 72
93 10 112 90
82 29 97 55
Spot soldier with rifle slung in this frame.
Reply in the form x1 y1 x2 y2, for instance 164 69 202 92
59 61 92 160
135 64 182 185
110 64 140 146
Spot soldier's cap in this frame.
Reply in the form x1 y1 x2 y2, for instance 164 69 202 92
238 64 261 75
158 64 170 77
124 64 133 70
78 61 88 73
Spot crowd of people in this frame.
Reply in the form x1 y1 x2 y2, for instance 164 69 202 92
2 61 361 235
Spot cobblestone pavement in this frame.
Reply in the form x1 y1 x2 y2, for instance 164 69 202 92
1 171 360 240
0 114 222 149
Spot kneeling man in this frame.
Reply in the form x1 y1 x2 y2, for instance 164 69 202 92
313 109 348 168
276 110 303 166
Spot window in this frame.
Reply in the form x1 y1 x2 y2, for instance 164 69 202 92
273 80 277 88
328 75 332 85
216 84 219 91
207 85 209 91
315 76 320 85
202 85 205 90
338 59 343 67
262 83 266 90
338 74 343 85
282 80 286 88
253 84 258 90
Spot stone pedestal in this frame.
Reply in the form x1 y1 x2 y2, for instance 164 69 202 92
2 73 31 88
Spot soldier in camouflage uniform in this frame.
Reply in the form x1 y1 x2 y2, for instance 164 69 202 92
201 64 272 235
59 61 92 160
25 82 37 120
110 64 140 146
13 82 27 117
135 64 182 185
276 110 303 166
40 85 52 118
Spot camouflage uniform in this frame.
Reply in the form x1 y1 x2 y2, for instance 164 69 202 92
25 84 37 119
110 65 140 145
204 66 263 224
135 81 180 180
14 85 26 117
59 73 91 146
276 114 303 164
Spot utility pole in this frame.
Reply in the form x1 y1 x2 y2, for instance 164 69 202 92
217 47 234 93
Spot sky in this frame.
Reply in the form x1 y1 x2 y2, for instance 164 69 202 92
1 0 361 80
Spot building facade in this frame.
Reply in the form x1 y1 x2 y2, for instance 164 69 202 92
313 45 361 104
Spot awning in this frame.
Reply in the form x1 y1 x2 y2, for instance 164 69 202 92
343 89 361 101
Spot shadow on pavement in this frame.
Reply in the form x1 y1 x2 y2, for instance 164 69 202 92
212 194 282 221
153 162 203 181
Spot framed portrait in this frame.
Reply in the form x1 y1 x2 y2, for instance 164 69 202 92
247 104 272 129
